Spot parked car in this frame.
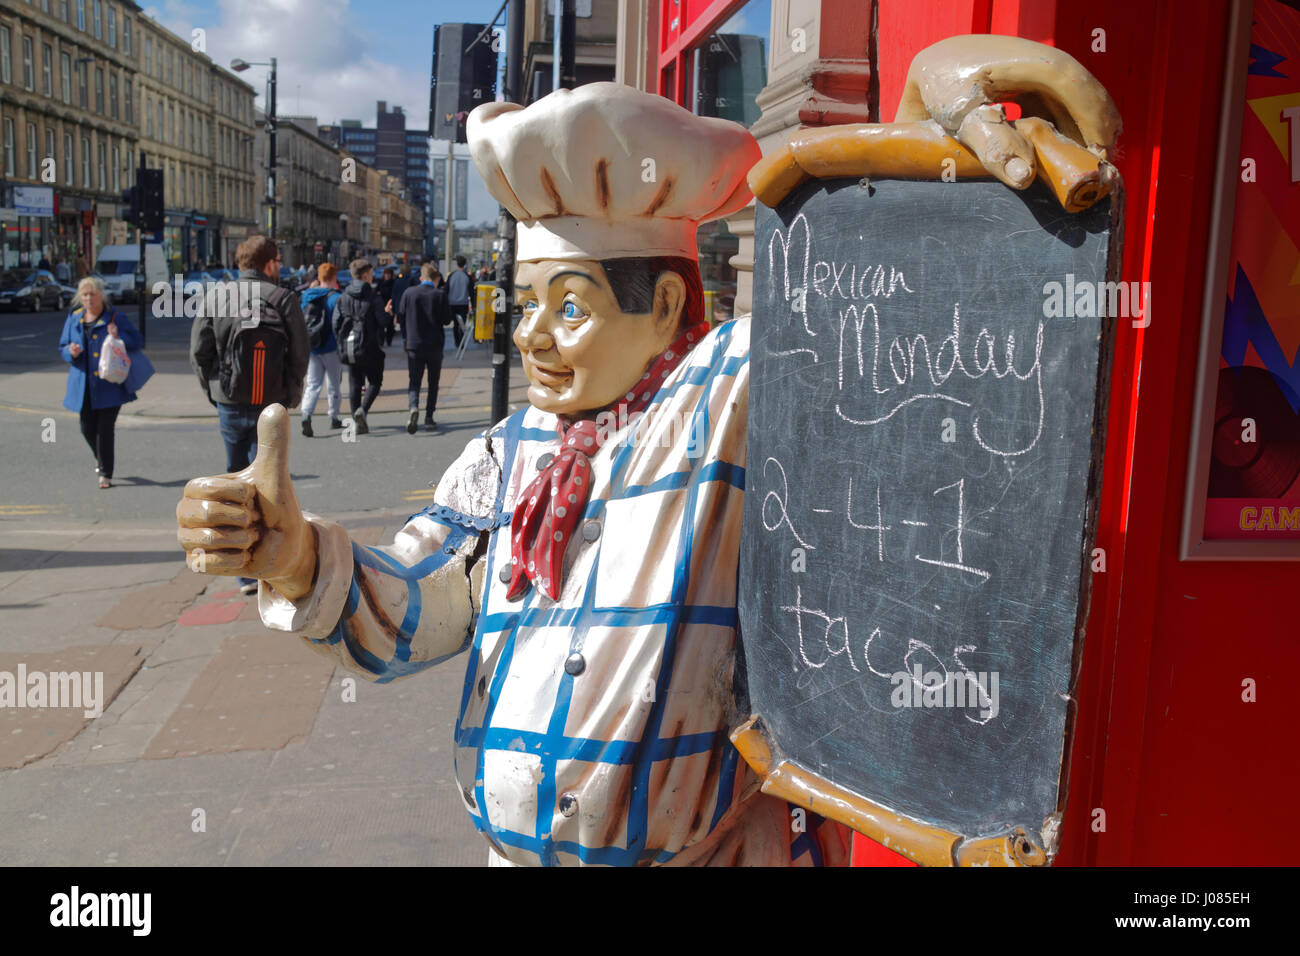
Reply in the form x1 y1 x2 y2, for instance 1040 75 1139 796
0 269 71 312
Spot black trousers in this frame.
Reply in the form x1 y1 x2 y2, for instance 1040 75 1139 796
80 393 121 479
348 358 384 415
406 349 442 416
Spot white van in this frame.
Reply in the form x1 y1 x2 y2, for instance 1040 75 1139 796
93 244 167 304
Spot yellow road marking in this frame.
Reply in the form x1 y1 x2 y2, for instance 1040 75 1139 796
0 504 61 514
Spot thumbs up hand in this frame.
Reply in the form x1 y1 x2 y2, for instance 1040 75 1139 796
177 404 317 601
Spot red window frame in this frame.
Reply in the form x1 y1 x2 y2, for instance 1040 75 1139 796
657 0 749 106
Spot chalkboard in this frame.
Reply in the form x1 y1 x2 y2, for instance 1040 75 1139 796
738 177 1119 859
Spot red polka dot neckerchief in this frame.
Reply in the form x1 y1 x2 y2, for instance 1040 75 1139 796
506 320 711 601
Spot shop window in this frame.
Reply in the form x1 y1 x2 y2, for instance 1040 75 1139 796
94 67 103 112
108 7 116 48
77 0 85 32
93 0 102 41
0 28 9 85
109 72 117 119
688 0 769 127
81 136 89 187
122 16 130 54
60 52 70 102
26 122 36 179
42 43 52 96
63 132 72 185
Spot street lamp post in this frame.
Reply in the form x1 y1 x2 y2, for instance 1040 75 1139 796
231 56 277 239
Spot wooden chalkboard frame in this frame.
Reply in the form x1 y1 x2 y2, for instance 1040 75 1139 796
734 123 1125 867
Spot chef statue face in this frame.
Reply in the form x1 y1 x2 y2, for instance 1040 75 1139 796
513 257 687 416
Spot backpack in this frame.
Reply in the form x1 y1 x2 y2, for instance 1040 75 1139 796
219 286 292 405
333 288 372 366
303 293 331 350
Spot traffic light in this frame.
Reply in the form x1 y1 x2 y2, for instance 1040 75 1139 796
138 169 164 232
431 24 498 144
121 186 140 226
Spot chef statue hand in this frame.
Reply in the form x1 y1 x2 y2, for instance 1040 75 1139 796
894 34 1122 189
176 404 317 601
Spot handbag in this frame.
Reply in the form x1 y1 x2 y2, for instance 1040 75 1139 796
123 347 155 393
98 332 131 385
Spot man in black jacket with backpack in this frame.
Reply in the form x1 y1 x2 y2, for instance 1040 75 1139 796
332 258 391 435
396 262 450 433
189 234 309 593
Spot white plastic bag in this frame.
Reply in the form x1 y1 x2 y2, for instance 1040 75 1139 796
98 333 131 385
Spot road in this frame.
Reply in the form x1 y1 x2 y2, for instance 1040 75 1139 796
0 306 508 524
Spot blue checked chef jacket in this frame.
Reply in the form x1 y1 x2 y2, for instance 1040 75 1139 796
260 316 850 866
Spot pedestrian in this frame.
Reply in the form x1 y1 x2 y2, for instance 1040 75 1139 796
58 276 144 490
190 234 309 594
54 258 71 283
299 262 345 437
38 254 53 272
332 257 389 435
446 255 471 348
387 266 412 323
397 262 448 433
75 253 88 279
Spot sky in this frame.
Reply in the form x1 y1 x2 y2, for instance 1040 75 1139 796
142 0 510 224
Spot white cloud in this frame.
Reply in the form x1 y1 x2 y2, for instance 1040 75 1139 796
145 0 507 236
149 0 431 129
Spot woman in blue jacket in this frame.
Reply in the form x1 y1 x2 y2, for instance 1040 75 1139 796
58 276 142 488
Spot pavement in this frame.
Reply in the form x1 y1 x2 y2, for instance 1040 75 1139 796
0 315 530 866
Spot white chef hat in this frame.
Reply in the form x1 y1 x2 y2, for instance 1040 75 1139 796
467 82 760 262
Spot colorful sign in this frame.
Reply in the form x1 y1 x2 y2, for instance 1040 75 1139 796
1203 0 1300 540
13 187 55 217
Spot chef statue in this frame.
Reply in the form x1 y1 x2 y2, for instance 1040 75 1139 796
177 36 1119 866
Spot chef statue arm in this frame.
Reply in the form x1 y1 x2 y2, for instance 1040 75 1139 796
749 34 1122 213
263 511 488 682
177 406 493 681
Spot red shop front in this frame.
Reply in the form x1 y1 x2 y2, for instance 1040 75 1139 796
650 0 1298 866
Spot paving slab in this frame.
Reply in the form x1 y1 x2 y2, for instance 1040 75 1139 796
0 644 146 769
144 631 335 760
97 565 210 631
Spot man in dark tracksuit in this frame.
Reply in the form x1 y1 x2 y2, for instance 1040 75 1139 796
397 262 449 433
332 258 391 434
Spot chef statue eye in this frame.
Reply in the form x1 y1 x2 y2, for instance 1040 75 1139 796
522 299 538 314
562 300 586 320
